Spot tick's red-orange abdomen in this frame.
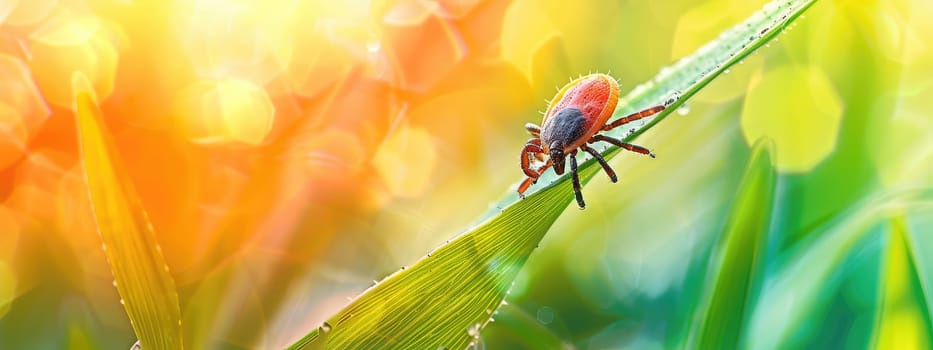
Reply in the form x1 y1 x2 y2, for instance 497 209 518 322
542 74 620 150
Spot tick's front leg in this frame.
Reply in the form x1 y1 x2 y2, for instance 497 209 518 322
520 139 544 178
518 160 552 199
569 151 585 209
525 123 542 137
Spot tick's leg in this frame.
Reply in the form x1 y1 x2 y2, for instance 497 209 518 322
602 105 665 131
525 123 541 137
590 134 656 158
518 160 553 199
534 161 552 180
518 177 535 198
583 145 617 183
520 139 545 178
569 151 585 209
528 137 545 161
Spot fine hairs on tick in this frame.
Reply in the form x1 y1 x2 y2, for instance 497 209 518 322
519 73 665 209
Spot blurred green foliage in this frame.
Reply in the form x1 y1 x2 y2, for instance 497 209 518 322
482 0 933 349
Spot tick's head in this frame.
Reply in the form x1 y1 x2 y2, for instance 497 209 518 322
550 148 566 175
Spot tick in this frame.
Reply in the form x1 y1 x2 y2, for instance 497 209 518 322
519 73 666 209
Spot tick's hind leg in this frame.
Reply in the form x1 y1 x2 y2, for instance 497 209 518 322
602 105 665 131
590 134 655 158
569 151 585 209
583 145 617 182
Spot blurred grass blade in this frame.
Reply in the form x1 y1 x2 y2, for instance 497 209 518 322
72 73 183 350
872 217 933 349
691 139 776 349
481 303 572 350
289 0 818 348
749 189 933 349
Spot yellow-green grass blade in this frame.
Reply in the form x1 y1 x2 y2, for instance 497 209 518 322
72 73 183 350
287 164 599 349
872 217 933 349
691 139 776 349
288 0 819 348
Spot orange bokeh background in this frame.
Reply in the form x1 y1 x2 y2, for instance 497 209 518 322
0 0 560 347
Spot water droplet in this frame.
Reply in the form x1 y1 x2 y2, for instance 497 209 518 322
468 323 481 338
766 43 771 48
724 69 731 74
677 104 691 116
401 266 407 270
664 92 681 106
321 322 333 332
119 299 125 305
501 300 509 306
112 280 118 287
536 306 555 325
485 309 492 315
346 296 353 301
163 264 170 272
437 347 449 350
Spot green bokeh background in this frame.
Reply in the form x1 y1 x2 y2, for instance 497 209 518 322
481 0 933 348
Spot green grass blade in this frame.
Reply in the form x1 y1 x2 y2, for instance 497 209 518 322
288 0 819 348
749 189 933 349
72 73 183 350
691 139 776 349
485 0 816 216
872 217 933 349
